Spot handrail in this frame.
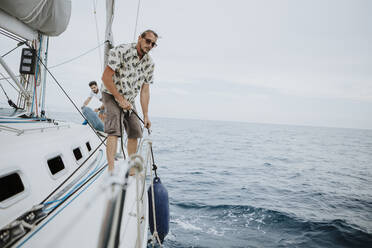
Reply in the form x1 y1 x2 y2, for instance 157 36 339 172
97 155 145 248
0 123 70 136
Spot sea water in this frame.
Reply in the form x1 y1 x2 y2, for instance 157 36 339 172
52 112 372 247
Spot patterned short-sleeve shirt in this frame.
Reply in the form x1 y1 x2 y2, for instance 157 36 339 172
102 43 155 104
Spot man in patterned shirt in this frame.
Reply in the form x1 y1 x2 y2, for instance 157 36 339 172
101 30 157 172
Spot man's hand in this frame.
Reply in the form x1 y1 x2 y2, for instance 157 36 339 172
144 115 151 129
94 108 99 112
116 97 132 110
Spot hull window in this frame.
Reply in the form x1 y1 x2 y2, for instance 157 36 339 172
0 173 25 202
73 147 83 161
47 156 65 175
86 142 92 152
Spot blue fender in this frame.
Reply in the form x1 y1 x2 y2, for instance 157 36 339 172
81 106 104 132
148 177 169 243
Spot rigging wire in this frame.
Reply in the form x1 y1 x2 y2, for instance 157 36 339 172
31 47 107 144
0 41 106 82
92 0 103 71
48 41 107 69
0 72 20 94
0 72 21 109
1 41 26 57
133 0 142 42
0 74 20 82
0 81 11 101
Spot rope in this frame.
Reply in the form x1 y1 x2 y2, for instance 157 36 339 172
119 110 127 160
131 109 158 177
130 111 162 246
133 0 142 42
149 159 162 246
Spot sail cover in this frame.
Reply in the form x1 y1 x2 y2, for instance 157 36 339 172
0 0 71 37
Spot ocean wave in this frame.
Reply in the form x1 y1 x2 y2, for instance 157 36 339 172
171 202 372 247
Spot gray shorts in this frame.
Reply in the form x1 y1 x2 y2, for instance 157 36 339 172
102 92 142 138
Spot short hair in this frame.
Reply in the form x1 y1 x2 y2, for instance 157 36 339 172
141 29 158 39
89 81 97 87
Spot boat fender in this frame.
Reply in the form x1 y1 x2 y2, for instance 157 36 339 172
148 177 169 243
81 106 104 132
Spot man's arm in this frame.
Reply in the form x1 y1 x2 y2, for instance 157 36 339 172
140 83 151 128
101 66 131 110
83 97 92 107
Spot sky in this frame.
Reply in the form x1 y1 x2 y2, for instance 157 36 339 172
0 0 371 129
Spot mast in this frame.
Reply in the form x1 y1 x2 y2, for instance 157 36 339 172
0 0 72 116
104 0 115 69
40 36 49 117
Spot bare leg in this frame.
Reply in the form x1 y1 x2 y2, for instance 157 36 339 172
127 138 138 175
127 138 138 155
107 135 118 172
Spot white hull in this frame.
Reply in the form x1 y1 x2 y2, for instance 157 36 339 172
0 118 151 248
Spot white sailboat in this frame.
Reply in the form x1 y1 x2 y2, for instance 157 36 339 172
0 1 167 247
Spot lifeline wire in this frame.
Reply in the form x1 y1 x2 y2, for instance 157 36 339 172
17 162 108 248
40 136 107 204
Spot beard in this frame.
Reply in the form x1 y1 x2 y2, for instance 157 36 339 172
140 47 148 55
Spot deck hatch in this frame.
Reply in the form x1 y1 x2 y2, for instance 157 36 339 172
73 147 83 161
86 142 92 152
47 156 65 175
0 173 25 202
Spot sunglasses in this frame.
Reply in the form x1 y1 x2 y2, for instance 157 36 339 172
144 38 157 48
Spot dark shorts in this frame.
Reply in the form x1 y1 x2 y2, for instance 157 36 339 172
102 92 142 138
